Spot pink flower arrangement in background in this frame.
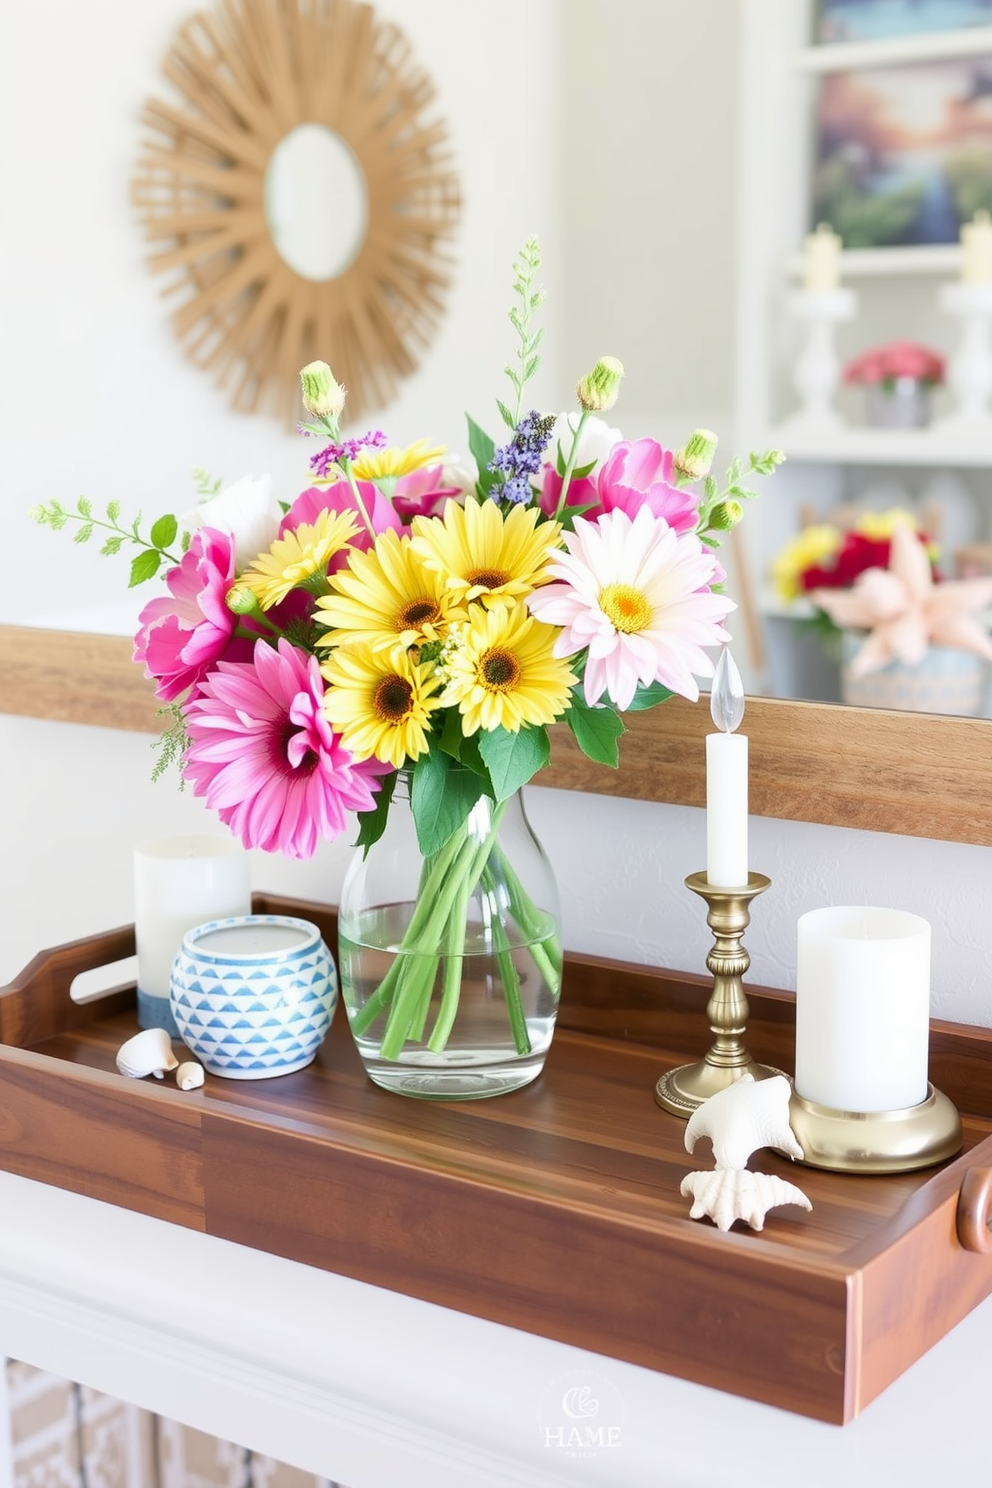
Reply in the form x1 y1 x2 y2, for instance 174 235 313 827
843 341 945 388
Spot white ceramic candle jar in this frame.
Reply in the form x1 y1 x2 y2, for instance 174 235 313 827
169 915 337 1079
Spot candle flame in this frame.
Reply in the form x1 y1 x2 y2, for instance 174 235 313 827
710 647 744 733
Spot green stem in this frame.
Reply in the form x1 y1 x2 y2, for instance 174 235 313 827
338 455 377 542
554 409 590 518
491 846 562 991
480 865 531 1056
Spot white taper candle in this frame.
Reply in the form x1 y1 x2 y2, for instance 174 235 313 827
705 648 749 888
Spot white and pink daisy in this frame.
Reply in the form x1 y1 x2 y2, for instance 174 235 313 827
182 638 391 859
526 506 734 709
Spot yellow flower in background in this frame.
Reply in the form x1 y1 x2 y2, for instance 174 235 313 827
239 508 360 609
853 508 917 541
771 524 841 603
320 642 442 768
437 602 577 734
351 440 446 482
316 528 466 652
411 499 562 608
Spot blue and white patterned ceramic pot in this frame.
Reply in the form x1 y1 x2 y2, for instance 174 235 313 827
169 914 337 1079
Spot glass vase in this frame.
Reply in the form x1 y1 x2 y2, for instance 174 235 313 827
337 775 562 1100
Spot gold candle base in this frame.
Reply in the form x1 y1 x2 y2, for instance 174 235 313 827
788 1084 962 1174
655 871 786 1119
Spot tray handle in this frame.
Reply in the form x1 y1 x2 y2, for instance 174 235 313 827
957 1167 992 1254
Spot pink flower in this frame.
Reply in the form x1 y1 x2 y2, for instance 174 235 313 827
844 341 945 386
812 524 992 676
527 505 734 709
182 639 391 858
133 527 243 703
391 464 462 522
596 439 699 533
282 482 402 568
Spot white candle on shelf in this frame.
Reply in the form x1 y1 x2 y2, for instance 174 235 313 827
705 648 748 888
802 221 842 293
961 209 992 285
133 834 252 1032
794 906 931 1113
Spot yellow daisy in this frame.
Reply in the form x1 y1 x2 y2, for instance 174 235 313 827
410 499 562 609
315 529 465 652
351 439 446 482
437 602 577 735
239 508 360 610
321 643 442 768
771 524 840 604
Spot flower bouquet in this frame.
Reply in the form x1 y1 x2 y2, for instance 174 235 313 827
772 509 992 714
843 341 945 429
32 238 783 1098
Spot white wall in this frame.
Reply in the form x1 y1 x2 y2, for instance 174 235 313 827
2 3 992 1484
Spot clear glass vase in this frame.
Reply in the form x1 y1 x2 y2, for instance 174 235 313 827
337 775 562 1100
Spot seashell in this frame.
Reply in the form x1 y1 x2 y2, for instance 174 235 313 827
681 1168 812 1232
176 1061 205 1091
684 1073 804 1170
116 1027 179 1080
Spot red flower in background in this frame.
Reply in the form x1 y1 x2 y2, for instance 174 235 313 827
844 341 945 387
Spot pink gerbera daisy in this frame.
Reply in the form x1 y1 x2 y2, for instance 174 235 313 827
526 506 734 709
133 527 243 703
182 638 391 858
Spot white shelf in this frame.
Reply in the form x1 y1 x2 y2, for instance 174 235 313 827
785 245 961 279
797 26 992 73
766 424 992 467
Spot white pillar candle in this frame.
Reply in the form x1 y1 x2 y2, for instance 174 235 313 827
794 906 931 1113
705 647 749 888
803 222 842 293
133 835 252 1031
961 209 992 285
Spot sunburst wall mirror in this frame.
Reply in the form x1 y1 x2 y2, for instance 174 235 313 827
133 0 461 425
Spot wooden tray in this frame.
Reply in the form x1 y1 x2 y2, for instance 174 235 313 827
2 891 991 1426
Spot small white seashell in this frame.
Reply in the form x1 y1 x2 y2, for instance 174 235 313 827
176 1061 205 1091
116 1027 180 1080
680 1168 812 1232
684 1073 804 1170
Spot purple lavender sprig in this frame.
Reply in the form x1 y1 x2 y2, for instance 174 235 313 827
307 430 388 479
487 411 556 505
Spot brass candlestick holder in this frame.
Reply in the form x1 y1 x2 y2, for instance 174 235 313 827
787 1086 962 1174
655 870 784 1118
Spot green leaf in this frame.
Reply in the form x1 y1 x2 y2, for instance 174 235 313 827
411 751 489 855
106 499 121 523
478 725 550 800
77 497 92 518
150 513 178 549
496 398 516 431
466 414 496 478
564 692 625 767
626 680 674 711
704 476 717 503
572 459 597 479
129 549 162 587
100 535 125 557
556 502 598 533
73 523 94 545
353 771 397 856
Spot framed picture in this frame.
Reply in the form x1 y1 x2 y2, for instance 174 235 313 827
811 53 992 245
817 0 992 45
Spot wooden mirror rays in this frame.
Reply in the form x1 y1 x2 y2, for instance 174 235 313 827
132 0 461 424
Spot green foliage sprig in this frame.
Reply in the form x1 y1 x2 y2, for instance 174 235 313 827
28 498 189 587
500 235 545 429
150 703 190 784
694 449 787 548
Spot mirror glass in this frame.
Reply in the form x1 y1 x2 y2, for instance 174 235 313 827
264 123 368 281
